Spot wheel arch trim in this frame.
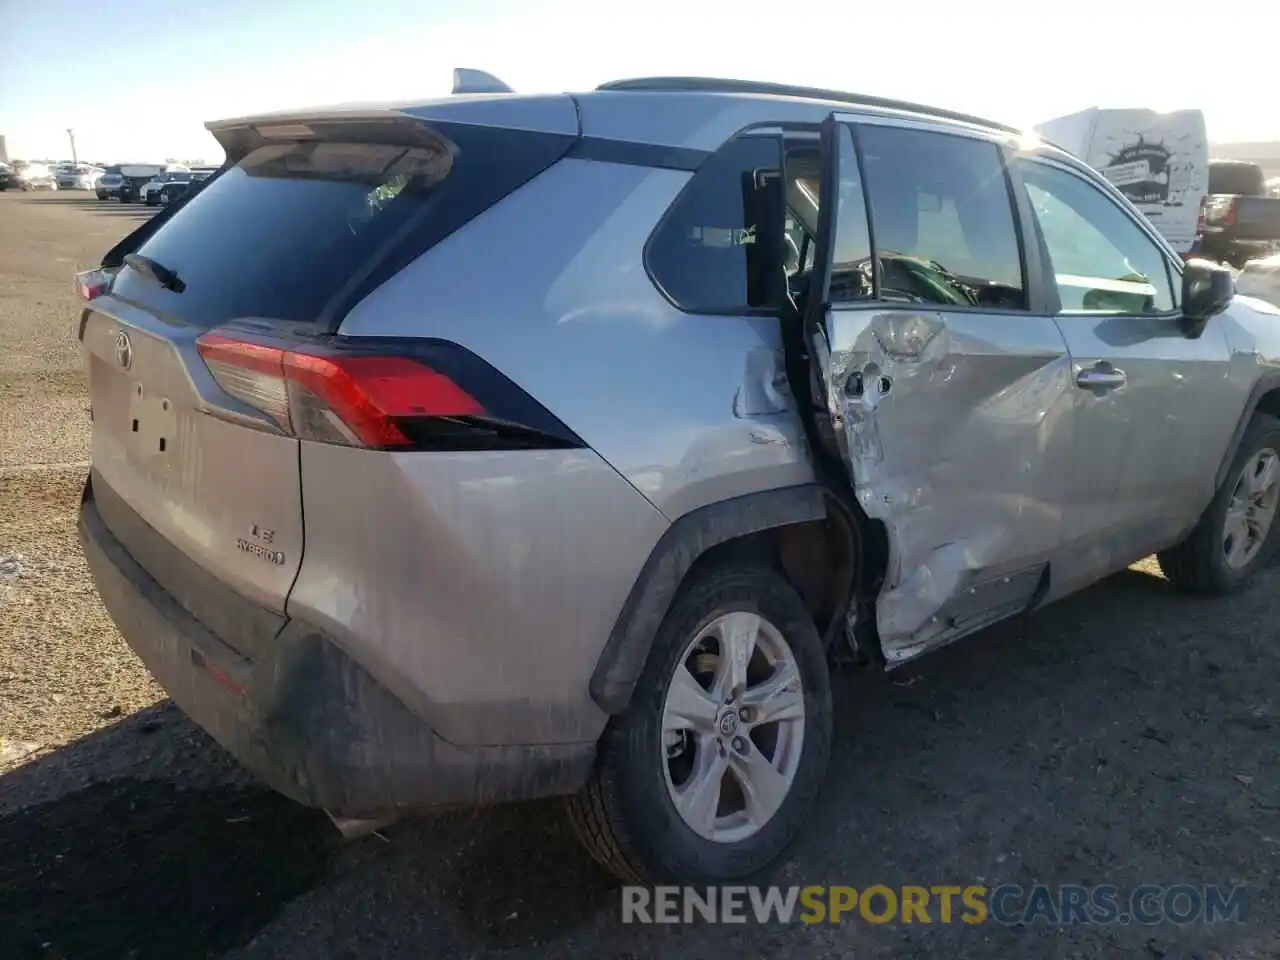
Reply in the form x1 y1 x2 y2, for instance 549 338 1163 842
589 484 827 714
1215 371 1280 492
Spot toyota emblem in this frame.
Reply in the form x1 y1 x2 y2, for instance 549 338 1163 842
113 330 133 370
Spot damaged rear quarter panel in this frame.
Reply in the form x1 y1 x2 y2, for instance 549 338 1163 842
823 307 1075 661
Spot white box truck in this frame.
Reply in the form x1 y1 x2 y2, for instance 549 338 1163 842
1035 108 1209 254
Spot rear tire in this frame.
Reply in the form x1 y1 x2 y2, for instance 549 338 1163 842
566 563 833 884
1159 414 1280 593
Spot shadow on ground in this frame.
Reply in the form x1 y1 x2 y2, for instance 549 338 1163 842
15 195 156 219
0 710 335 960
0 703 618 959
0 778 335 959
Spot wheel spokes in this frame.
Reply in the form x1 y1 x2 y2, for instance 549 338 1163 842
673 746 728 837
710 611 760 702
1250 500 1278 536
1246 451 1279 499
729 742 791 829
740 660 805 725
1225 514 1251 566
663 664 720 735
662 607 806 845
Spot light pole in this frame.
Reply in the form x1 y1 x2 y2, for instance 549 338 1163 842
66 128 77 164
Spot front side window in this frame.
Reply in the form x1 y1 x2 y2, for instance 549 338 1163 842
647 136 782 313
828 124 1027 310
1017 160 1175 315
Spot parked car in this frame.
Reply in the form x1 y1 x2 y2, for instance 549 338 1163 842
74 72 1280 886
140 169 194 206
96 165 123 199
114 163 177 203
1195 160 1280 268
0 161 11 191
11 161 58 190
57 164 103 190
155 166 218 205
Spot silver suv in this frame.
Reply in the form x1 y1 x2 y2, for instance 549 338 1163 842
76 71 1280 885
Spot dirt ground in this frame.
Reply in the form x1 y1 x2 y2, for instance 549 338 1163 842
0 191 1277 959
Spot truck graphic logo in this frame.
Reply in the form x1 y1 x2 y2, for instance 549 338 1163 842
1105 138 1174 205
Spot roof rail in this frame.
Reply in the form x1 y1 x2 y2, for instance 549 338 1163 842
452 68 514 95
596 76 1020 134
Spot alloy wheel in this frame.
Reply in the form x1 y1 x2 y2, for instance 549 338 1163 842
1223 447 1280 569
660 610 806 844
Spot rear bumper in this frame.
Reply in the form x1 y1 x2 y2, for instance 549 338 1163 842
78 475 594 817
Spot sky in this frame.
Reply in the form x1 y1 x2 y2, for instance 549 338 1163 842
1 0 1277 163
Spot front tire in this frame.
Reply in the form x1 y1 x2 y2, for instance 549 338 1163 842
566 563 833 884
1159 414 1280 593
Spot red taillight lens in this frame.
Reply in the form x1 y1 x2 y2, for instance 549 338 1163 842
285 352 484 447
1222 198 1239 227
195 331 490 449
75 268 111 302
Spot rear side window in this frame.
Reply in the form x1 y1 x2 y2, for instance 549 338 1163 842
111 123 572 328
647 136 782 314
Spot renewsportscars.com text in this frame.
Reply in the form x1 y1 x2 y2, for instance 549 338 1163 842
621 884 1248 926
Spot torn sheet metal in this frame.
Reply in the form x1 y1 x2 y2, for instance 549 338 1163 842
819 307 1076 664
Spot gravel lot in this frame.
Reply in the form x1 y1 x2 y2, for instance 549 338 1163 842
1 190 1277 959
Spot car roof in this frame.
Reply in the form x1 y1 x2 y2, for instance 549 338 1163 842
204 72 1029 157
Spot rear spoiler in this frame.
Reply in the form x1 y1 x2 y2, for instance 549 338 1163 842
206 108 456 163
207 68 516 160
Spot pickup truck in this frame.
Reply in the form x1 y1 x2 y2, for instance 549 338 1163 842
1195 160 1280 267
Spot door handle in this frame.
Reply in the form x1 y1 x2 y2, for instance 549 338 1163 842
1075 364 1127 390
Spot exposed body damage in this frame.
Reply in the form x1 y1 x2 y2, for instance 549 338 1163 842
817 309 1075 664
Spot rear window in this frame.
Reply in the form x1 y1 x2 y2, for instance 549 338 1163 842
1209 162 1265 196
110 122 572 328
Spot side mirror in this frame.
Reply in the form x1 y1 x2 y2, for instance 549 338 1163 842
1180 258 1235 337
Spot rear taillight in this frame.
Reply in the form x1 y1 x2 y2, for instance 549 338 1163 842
1222 198 1239 228
75 268 111 302
195 329 581 452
